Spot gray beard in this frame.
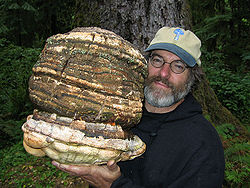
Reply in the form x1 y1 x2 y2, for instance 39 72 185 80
144 76 194 108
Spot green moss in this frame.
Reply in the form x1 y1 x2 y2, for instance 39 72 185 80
46 38 53 45
72 49 87 55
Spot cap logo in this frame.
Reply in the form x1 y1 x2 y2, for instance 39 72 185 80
174 29 184 40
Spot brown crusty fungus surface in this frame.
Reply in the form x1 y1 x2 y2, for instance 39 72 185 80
22 27 147 165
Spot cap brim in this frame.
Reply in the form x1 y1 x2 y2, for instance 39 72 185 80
144 43 196 67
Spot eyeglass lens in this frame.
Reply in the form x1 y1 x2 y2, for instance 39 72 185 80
149 55 186 74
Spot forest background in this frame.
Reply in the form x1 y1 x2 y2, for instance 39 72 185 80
0 0 249 187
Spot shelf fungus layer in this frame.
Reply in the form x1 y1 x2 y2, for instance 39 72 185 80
22 27 147 165
22 111 146 164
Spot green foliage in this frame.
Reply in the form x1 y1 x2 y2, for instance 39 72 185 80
0 141 75 187
0 39 41 146
215 123 239 140
190 0 249 73
201 49 250 124
0 0 38 46
187 0 250 124
216 124 250 187
0 0 75 47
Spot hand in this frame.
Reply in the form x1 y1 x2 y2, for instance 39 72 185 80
52 160 121 188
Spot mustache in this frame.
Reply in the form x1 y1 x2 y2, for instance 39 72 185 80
144 75 174 88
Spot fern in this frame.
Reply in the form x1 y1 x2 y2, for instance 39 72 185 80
215 123 249 187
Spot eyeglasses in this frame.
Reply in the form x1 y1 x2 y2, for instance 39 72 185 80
149 54 188 74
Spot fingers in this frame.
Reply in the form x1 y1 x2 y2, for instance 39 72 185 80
52 160 121 187
52 160 60 167
52 161 66 171
107 160 119 172
52 161 90 176
52 160 120 179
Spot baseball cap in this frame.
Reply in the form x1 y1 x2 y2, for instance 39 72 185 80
145 27 201 67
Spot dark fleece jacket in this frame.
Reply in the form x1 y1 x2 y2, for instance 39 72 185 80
111 93 225 188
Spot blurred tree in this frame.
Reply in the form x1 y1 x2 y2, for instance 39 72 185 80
0 0 37 46
188 0 250 72
0 0 75 47
73 0 192 51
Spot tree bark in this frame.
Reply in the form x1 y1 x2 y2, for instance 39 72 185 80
73 0 244 133
74 0 192 51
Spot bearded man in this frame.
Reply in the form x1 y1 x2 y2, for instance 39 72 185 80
53 27 225 188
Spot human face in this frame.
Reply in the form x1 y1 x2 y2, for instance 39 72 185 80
144 50 194 108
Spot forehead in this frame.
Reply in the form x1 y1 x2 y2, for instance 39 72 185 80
150 50 181 60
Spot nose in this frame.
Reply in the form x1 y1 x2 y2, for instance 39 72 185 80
159 63 171 79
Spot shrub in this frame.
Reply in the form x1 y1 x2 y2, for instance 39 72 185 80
216 124 250 187
202 49 250 124
0 38 41 147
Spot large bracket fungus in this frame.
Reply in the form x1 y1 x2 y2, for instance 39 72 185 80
22 27 147 165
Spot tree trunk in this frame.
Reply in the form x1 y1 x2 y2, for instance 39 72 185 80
74 0 192 50
73 0 244 133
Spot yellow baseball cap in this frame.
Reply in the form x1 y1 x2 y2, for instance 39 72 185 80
145 27 201 67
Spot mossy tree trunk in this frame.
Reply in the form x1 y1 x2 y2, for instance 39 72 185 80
73 0 243 133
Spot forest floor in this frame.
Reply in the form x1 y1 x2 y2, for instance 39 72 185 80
0 141 89 187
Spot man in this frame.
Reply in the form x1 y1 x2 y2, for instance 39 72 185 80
52 27 225 188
